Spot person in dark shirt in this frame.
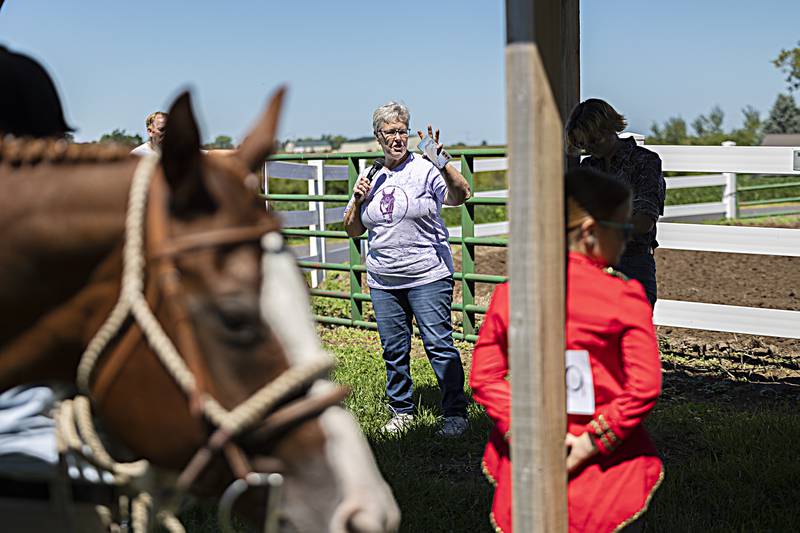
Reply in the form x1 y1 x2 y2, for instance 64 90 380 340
565 98 665 306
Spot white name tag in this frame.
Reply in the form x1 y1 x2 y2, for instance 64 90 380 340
565 350 595 415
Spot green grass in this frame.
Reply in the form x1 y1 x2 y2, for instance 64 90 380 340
310 271 355 319
645 401 800 532
322 327 494 533
319 326 800 533
179 326 799 532
704 213 800 227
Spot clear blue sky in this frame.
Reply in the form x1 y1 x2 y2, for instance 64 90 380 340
2 1 797 144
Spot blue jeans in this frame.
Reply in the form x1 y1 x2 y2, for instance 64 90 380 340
616 251 658 307
370 276 468 418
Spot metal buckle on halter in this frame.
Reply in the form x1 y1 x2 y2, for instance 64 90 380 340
218 472 284 533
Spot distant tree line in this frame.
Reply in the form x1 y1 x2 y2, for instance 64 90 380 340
648 42 800 145
98 129 143 147
87 130 234 150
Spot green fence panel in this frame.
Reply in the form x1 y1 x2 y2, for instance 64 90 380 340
267 149 507 342
266 148 800 342
460 154 477 337
347 156 365 323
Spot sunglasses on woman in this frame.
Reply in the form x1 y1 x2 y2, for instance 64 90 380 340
597 219 634 241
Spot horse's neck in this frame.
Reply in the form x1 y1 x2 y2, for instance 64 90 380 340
0 158 138 348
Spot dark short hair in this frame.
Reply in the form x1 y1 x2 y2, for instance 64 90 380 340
565 98 627 154
0 46 73 137
565 167 631 223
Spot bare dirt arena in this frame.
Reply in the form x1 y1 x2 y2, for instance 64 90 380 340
455 242 800 398
463 247 799 350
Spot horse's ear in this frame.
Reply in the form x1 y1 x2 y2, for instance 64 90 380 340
161 91 216 217
237 86 287 171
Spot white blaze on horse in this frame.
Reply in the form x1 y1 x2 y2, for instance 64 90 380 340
0 88 399 532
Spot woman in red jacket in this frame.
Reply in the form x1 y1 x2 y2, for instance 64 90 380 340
470 168 663 533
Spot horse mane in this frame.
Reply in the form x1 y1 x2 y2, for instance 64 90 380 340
0 136 132 166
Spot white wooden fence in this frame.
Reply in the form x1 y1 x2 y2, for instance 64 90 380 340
264 144 800 340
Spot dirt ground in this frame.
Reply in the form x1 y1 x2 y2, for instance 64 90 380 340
449 242 800 408
453 244 800 363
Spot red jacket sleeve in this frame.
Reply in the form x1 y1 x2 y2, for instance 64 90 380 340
584 283 662 454
469 283 511 438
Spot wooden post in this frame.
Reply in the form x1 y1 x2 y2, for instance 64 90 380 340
505 0 579 531
560 0 581 171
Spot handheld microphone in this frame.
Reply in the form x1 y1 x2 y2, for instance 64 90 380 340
354 158 385 200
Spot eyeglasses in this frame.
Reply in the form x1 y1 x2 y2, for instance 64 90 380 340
597 220 634 241
379 128 410 139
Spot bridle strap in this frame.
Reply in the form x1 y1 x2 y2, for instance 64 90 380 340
245 385 350 444
146 172 215 415
175 384 349 493
150 222 281 260
77 154 343 520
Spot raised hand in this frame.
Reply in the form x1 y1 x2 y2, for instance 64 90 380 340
417 124 444 156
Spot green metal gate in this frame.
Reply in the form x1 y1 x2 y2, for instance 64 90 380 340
264 149 509 341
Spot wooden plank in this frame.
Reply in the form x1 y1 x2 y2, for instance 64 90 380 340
656 222 800 256
654 300 800 339
506 0 570 528
276 210 318 228
446 221 800 258
649 145 800 174
661 202 726 220
665 174 727 189
265 161 317 180
559 0 580 125
507 41 568 532
322 164 349 181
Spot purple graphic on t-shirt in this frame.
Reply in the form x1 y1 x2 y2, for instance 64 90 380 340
380 188 396 223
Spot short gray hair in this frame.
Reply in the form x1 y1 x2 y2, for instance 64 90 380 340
372 101 410 133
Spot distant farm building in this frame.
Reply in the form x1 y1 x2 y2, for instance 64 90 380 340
284 139 332 154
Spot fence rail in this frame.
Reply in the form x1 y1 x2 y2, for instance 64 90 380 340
264 144 800 341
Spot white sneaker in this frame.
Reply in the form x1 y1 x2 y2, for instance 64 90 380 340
436 416 468 438
382 413 414 433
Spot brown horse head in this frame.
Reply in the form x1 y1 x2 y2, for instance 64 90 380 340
72 90 398 531
0 70 398 530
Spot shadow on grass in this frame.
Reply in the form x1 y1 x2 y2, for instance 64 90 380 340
643 368 800 532
370 373 800 532
320 326 800 532
367 384 496 533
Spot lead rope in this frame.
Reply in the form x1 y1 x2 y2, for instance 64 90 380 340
59 154 180 532
75 154 332 433
55 154 333 532
54 396 184 533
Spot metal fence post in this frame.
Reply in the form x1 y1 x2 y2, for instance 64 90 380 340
348 157 364 323
358 159 369 258
263 161 270 212
722 140 738 219
460 154 476 337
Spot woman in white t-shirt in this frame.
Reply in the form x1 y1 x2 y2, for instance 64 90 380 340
343 101 472 437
